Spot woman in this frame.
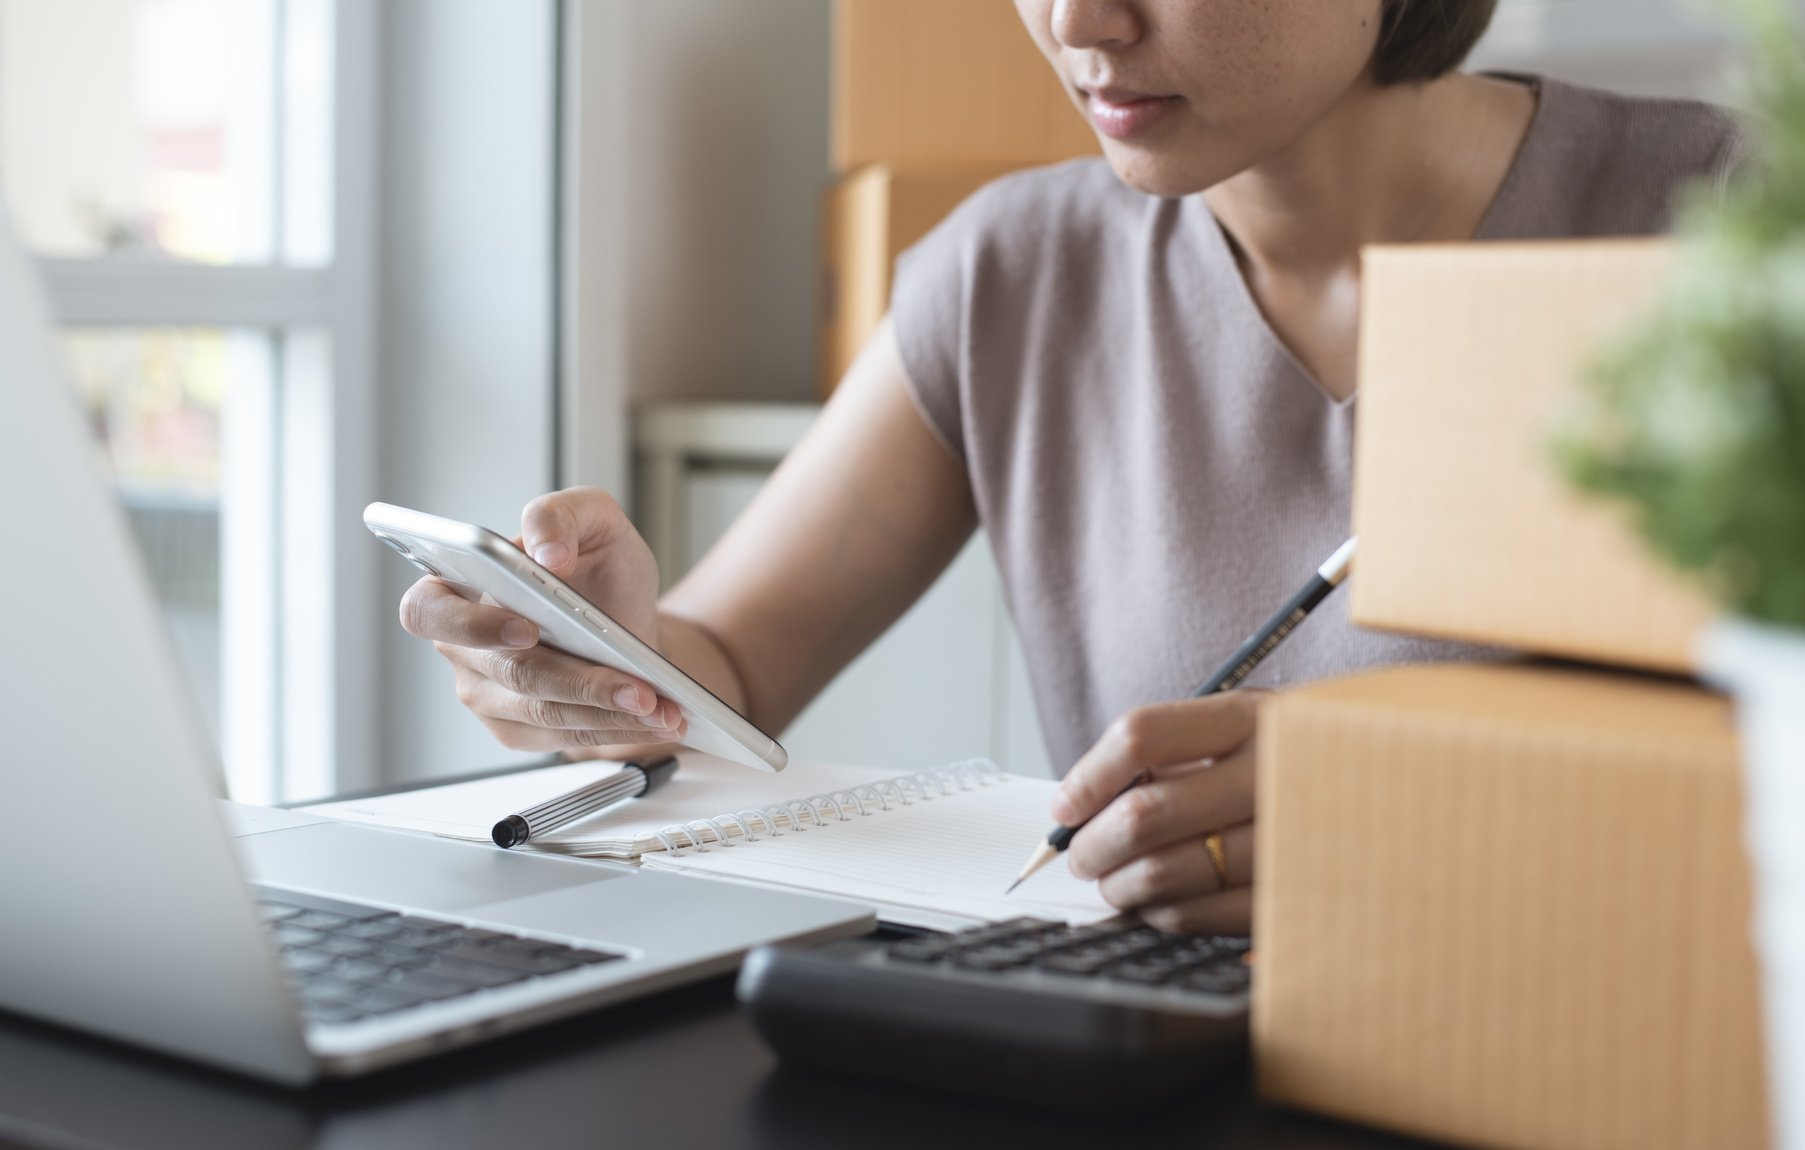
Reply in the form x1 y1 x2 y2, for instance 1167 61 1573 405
400 0 1744 934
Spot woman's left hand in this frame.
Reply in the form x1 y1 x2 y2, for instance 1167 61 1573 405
1055 692 1261 936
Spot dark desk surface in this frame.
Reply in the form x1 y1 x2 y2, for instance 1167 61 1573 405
0 973 1440 1150
0 764 1441 1149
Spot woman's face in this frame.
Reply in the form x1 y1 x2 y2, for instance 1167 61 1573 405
1014 0 1387 197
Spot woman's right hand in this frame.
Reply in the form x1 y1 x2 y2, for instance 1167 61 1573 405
397 487 688 756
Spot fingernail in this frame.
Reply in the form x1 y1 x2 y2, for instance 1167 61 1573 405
532 542 570 570
614 685 650 714
1050 792 1077 826
658 703 682 730
501 619 535 648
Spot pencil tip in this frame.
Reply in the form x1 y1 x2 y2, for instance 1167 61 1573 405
1004 878 1023 896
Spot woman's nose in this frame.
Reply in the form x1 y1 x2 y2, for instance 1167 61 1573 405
1050 0 1142 50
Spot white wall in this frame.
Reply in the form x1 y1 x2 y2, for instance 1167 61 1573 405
605 0 831 405
1472 0 1743 101
375 0 559 783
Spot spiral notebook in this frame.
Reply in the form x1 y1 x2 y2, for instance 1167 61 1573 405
302 754 1115 931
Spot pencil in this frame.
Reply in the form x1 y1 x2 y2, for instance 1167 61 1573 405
1005 538 1357 894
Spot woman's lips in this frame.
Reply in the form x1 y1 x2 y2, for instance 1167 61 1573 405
1082 87 1180 140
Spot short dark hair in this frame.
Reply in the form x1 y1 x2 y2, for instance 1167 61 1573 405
1373 0 1499 86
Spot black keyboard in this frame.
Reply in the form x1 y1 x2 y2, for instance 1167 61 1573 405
737 917 1251 1111
884 916 1253 994
256 888 623 1026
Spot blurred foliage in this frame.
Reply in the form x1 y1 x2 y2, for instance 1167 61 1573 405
1556 0 1805 628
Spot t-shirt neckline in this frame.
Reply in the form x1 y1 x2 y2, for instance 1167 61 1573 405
1192 73 1554 410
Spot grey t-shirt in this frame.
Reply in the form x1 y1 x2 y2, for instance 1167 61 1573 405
890 75 1745 773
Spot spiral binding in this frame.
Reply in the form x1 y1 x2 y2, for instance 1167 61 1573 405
648 758 1002 854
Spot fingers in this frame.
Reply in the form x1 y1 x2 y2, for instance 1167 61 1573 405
468 674 681 733
1065 749 1255 881
436 641 671 719
1053 693 1260 827
1094 821 1254 909
458 674 684 735
476 717 687 755
1137 887 1254 938
520 487 629 575
401 577 538 650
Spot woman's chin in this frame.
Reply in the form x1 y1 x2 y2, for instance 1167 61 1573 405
1100 146 1230 200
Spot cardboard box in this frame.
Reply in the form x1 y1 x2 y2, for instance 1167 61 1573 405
818 165 999 396
1351 241 1718 673
1254 662 1766 1150
832 0 1100 170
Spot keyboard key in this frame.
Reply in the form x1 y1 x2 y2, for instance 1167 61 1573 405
273 925 328 950
484 936 571 960
386 970 484 1002
887 939 952 963
279 948 337 976
302 1002 366 1025
430 958 531 989
316 936 381 960
329 957 393 984
398 922 478 951
568 949 623 966
528 946 596 971
399 915 465 934
349 985 436 1015
1038 953 1110 976
344 918 410 942
287 910 356 932
371 944 438 970
296 974 365 1006
1179 970 1248 995
258 903 305 923
953 948 1032 972
1113 961 1178 985
432 943 555 974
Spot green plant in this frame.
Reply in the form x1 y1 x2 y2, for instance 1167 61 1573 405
1556 0 1805 629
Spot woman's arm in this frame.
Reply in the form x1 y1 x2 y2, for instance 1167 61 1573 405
656 318 977 732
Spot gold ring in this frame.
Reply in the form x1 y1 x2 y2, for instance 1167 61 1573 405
1204 831 1230 891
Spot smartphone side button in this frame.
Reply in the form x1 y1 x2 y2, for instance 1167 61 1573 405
554 588 584 612
580 608 610 634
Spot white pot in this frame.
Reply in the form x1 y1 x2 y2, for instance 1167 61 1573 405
1701 617 1805 1150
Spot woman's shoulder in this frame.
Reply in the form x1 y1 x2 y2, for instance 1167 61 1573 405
918 157 1162 266
1496 74 1749 235
1550 74 1743 163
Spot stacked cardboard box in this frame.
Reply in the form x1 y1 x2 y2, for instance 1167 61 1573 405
1254 241 1768 1150
819 0 1099 395
1349 241 1717 673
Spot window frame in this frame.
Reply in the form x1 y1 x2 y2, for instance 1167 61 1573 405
33 0 382 804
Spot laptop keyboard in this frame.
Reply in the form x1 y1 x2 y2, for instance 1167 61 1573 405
257 888 624 1027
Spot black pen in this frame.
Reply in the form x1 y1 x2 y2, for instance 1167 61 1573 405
1006 539 1357 893
492 754 680 849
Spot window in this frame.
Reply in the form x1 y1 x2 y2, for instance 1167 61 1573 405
0 0 377 803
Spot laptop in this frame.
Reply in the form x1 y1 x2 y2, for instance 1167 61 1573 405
0 210 874 1085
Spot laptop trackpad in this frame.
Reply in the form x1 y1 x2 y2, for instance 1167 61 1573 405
235 822 618 913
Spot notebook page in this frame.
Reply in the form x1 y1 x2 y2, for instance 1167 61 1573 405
301 754 903 857
303 762 613 839
641 774 1117 927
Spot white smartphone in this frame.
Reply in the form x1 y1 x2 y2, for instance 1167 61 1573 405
364 502 787 773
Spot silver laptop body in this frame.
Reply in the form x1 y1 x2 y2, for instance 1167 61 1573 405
0 210 873 1084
